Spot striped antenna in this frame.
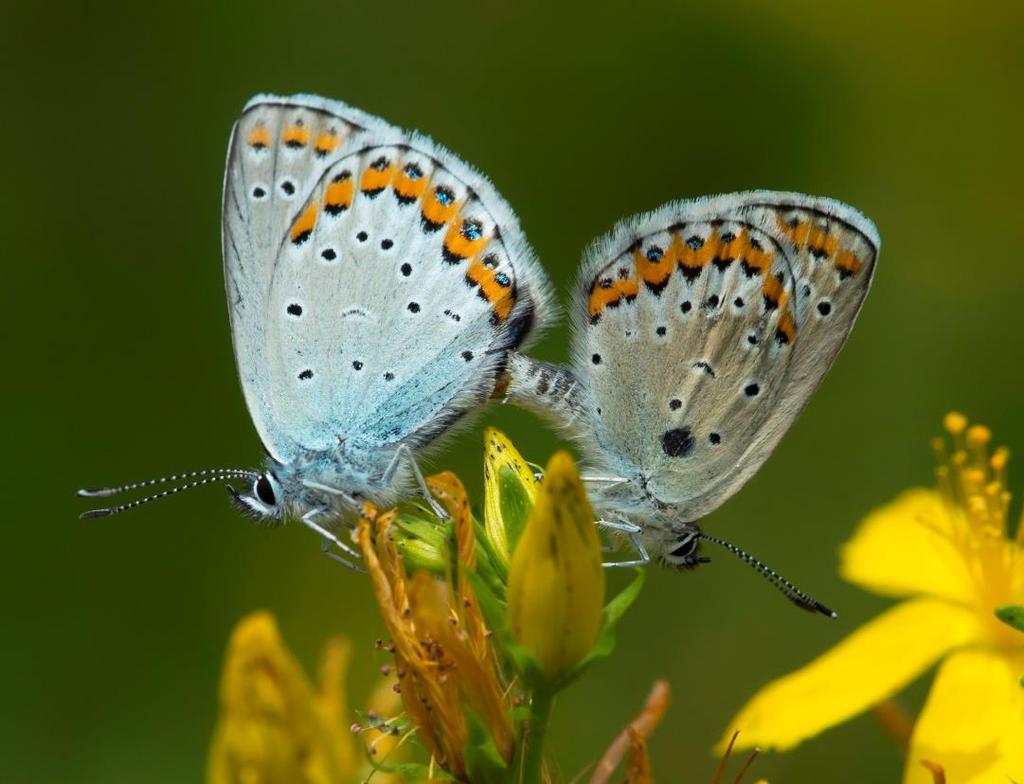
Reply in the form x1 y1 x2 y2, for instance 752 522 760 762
77 468 258 519
699 533 838 619
77 468 258 498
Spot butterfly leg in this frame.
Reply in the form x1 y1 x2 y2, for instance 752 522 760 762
383 444 450 521
532 471 630 489
595 519 642 534
300 508 363 572
319 536 365 573
596 519 650 568
582 475 630 489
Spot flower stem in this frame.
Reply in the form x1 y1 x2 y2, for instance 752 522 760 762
522 689 553 783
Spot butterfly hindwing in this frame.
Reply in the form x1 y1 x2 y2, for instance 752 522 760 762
267 143 543 455
561 191 877 521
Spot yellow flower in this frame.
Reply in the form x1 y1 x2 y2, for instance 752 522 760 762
358 471 515 780
206 612 401 784
721 414 1024 783
507 450 605 683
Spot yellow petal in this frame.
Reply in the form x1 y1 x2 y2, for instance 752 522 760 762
841 489 975 605
206 612 352 784
904 648 1024 784
719 599 983 752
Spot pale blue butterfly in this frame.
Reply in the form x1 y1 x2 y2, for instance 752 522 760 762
505 192 879 614
79 93 553 566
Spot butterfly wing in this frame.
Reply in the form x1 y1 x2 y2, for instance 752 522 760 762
223 95 384 460
566 191 877 521
223 94 552 464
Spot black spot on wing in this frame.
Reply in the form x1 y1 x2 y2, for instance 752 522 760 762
662 427 695 457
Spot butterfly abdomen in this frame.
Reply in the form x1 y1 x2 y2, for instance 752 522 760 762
504 353 588 432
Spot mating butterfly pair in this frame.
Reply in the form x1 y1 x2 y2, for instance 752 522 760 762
80 94 878 615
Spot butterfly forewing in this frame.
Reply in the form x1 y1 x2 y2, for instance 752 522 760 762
223 96 384 460
224 95 551 466
571 191 877 521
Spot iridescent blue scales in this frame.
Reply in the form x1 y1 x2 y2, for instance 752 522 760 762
506 191 878 568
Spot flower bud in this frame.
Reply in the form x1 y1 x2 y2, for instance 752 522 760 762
482 427 539 571
506 451 605 682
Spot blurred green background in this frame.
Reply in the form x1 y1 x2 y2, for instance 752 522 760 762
6 0 1023 780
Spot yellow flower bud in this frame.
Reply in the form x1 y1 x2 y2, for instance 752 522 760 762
482 427 539 571
506 451 605 682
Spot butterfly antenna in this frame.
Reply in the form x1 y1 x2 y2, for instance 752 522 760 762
698 533 838 619
77 468 258 498
77 468 258 519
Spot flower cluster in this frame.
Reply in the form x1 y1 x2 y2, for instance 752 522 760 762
355 432 645 782
208 430 681 783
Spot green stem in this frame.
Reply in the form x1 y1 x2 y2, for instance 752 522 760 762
521 689 553 783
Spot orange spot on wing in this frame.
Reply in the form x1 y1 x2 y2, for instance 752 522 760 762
588 269 639 321
720 230 750 260
282 125 310 148
393 168 427 203
777 215 811 246
246 126 271 149
290 201 319 244
807 225 839 259
443 222 489 262
360 164 393 195
588 284 619 320
678 228 719 277
324 176 354 214
314 131 341 156
762 273 789 310
421 188 460 227
777 215 842 262
634 243 674 290
742 243 773 277
467 262 515 322
836 248 864 277
776 309 796 344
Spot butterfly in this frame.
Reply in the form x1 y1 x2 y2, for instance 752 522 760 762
504 192 878 615
79 93 552 565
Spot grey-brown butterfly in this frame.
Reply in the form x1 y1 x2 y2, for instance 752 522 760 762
506 191 879 616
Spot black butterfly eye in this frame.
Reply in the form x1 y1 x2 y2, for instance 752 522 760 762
670 536 699 559
255 475 276 506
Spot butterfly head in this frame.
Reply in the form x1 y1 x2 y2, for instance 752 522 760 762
228 471 286 523
659 527 711 569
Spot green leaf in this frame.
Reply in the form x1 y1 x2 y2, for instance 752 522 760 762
363 750 457 780
473 519 509 599
553 568 646 690
463 710 512 784
392 504 452 574
995 605 1024 633
498 465 533 556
